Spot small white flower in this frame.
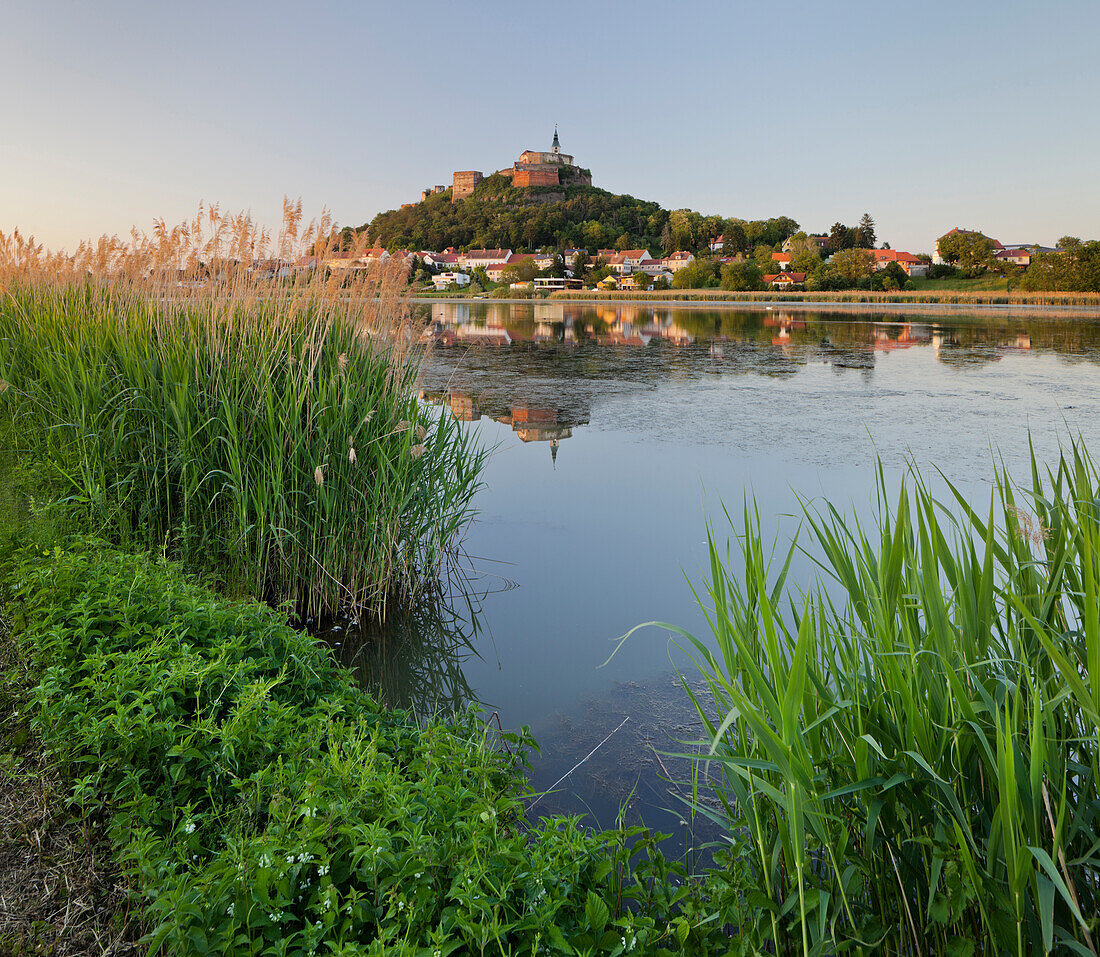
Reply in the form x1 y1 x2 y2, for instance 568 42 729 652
184 821 196 834
227 904 235 917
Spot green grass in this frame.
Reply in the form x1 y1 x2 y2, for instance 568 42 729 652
0 282 487 622
657 443 1100 954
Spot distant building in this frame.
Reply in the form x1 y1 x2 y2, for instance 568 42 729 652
868 249 928 277
451 171 484 202
763 272 807 289
663 251 695 272
462 248 514 270
432 271 471 289
517 127 575 167
771 252 792 271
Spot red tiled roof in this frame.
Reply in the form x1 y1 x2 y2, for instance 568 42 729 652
771 252 791 262
766 272 806 283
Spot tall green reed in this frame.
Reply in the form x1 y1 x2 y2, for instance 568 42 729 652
645 443 1100 954
0 278 486 622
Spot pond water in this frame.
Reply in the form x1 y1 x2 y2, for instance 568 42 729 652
338 301 1100 855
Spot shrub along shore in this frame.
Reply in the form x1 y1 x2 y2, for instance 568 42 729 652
0 541 734 955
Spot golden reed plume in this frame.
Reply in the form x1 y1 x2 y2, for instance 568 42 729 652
0 197 418 358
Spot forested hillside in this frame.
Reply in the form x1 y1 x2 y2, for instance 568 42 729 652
361 174 798 256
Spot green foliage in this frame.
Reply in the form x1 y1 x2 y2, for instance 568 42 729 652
719 261 764 292
670 442 1100 954
3 543 738 955
870 261 908 291
829 247 876 286
937 229 997 269
368 182 668 256
671 260 718 290
0 284 486 622
367 182 798 262
1021 241 1100 292
857 212 876 249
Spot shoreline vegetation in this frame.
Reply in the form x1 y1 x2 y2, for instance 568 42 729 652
413 292 1100 319
548 288 1100 310
0 205 487 624
5 202 1100 953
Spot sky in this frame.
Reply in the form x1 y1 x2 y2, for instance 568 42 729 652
4 0 1099 255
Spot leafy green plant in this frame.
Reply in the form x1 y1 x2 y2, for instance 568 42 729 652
4 542 741 955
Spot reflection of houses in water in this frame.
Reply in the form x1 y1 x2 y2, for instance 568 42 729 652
448 393 481 421
420 385 587 468
998 334 1032 354
872 322 932 352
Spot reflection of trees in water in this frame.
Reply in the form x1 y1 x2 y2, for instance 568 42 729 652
327 567 490 717
417 305 1100 438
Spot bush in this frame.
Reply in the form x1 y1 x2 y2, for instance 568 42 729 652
4 543 734 955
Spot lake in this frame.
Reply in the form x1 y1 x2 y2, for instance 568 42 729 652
336 300 1100 854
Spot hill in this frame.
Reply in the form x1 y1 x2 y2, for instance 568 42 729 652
361 173 672 253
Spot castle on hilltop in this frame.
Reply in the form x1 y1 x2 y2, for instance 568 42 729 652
449 127 590 202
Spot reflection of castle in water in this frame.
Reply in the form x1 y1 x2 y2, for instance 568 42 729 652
421 390 580 466
416 304 1093 464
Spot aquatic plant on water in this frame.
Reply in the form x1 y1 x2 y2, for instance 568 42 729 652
0 204 487 621
659 443 1100 954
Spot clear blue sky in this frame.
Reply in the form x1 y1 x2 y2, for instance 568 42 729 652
5 0 1098 254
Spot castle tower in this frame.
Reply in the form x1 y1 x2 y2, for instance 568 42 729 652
552 125 560 156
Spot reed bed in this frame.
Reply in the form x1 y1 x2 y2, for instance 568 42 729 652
0 202 486 622
646 444 1100 954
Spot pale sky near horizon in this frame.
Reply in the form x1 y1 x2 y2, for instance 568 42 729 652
5 0 1099 255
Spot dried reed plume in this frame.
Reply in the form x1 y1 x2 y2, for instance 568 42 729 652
0 199 486 623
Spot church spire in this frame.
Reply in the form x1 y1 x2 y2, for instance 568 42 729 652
552 125 560 153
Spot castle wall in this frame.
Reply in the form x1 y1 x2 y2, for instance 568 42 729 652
451 170 484 201
513 165 560 188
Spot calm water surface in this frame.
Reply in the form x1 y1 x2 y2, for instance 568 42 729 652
339 302 1100 850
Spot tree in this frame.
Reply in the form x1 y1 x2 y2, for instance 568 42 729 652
501 258 540 284
720 220 748 255
672 260 718 289
719 260 764 291
830 222 858 253
870 261 907 291
785 235 823 274
571 251 589 280
857 213 876 249
935 230 996 270
830 248 876 287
